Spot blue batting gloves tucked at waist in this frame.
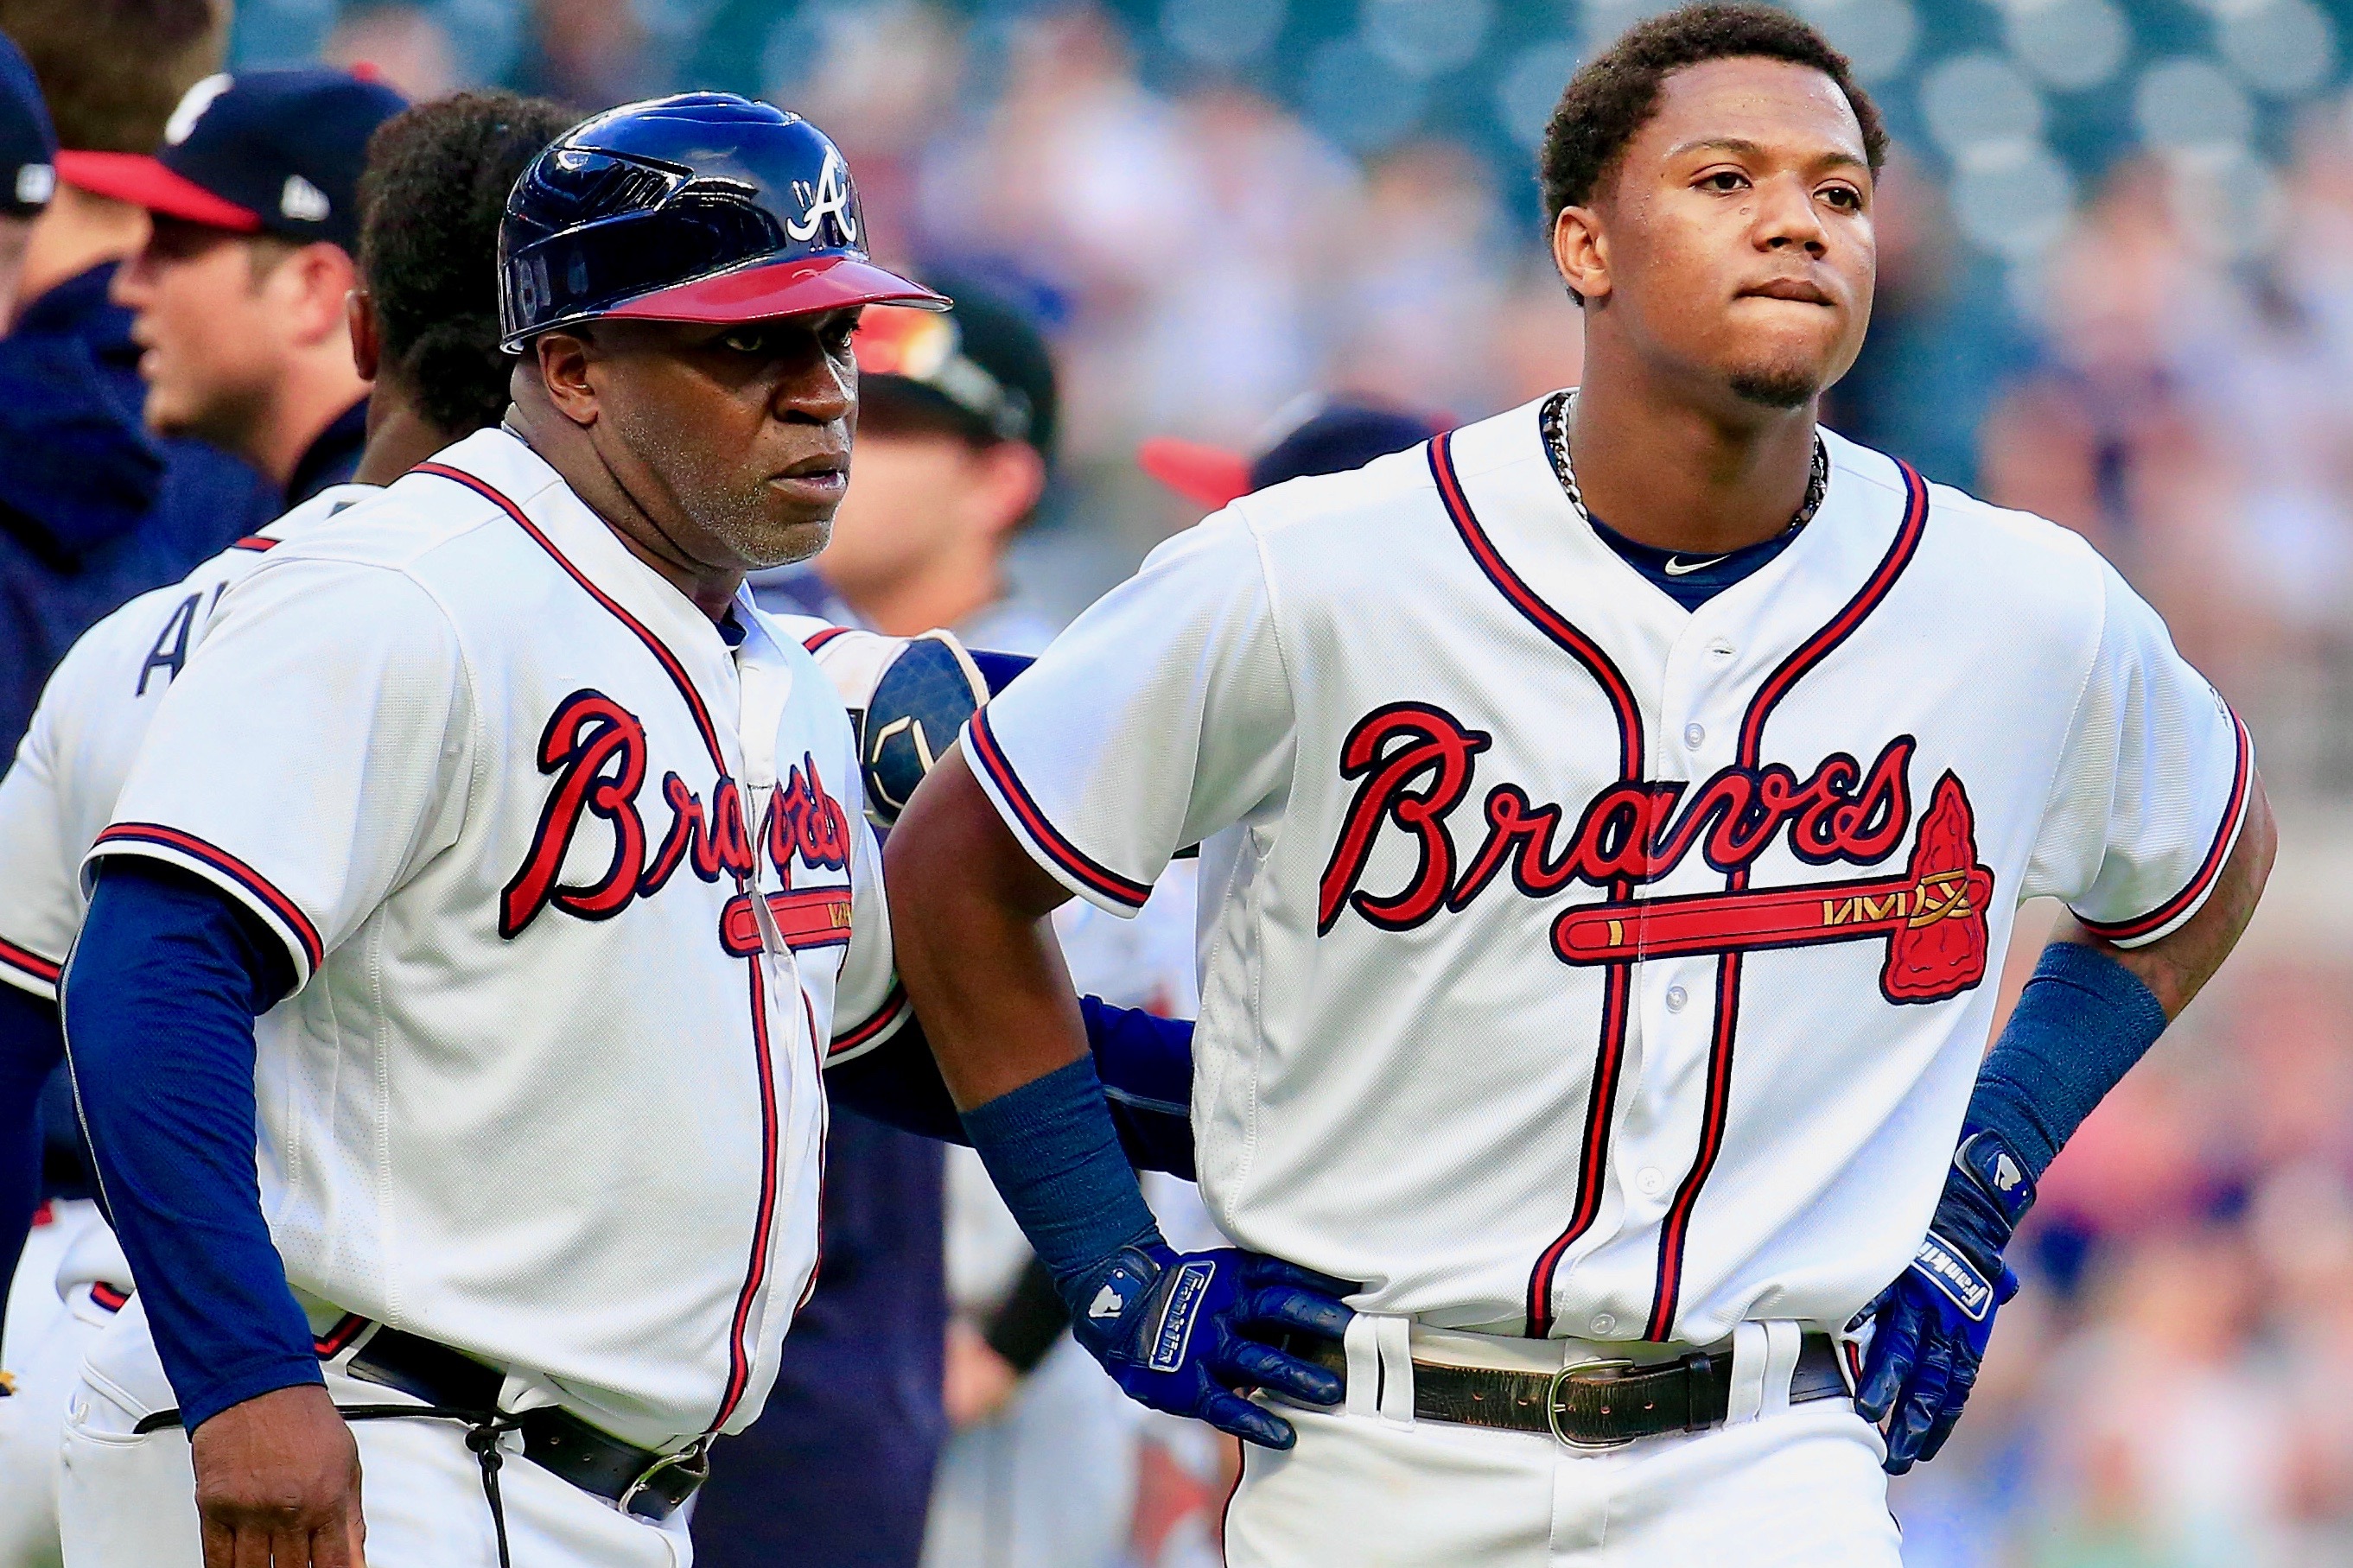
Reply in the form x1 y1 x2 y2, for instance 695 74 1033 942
960 1056 1356 1449
1064 1241 1354 1451
1857 1129 2033 1475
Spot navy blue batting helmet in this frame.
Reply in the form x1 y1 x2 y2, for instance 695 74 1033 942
498 92 944 352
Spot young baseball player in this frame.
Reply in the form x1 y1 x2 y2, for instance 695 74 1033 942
48 95 1211 1568
882 7 2275 1565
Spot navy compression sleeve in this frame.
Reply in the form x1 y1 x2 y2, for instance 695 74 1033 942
63 860 318 1430
1964 941 2170 1180
960 1057 1163 1297
0 985 62 1298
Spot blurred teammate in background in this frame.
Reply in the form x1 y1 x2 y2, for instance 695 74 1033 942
0 88 577 1568
0 0 274 763
72 66 407 510
0 31 49 328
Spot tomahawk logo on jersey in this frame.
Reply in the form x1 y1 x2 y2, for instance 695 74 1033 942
963 400 2251 1347
82 428 907 1445
0 486 375 1001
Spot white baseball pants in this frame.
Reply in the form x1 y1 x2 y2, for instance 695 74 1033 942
0 1200 116 1568
1225 1318 1902 1567
56 1297 692 1568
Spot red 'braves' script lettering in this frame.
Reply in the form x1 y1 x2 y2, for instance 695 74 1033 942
502 690 649 936
768 754 851 875
502 689 849 943
1317 701 1920 942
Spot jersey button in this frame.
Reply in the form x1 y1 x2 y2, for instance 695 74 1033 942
1682 722 1705 749
1665 985 1688 1012
1636 1166 1667 1197
1588 1313 1617 1336
1708 639 1736 658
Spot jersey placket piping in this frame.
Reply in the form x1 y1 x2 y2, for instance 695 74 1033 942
1640 459 1930 1343
415 462 785 1434
1427 431 1644 1338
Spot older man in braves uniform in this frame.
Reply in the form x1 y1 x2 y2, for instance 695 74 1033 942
883 8 2274 1566
50 95 1214 1568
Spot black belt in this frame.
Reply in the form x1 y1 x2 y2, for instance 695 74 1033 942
134 1323 707 1566
342 1324 709 1520
1291 1330 1850 1447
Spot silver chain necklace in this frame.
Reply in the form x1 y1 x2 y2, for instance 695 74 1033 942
1541 390 1828 541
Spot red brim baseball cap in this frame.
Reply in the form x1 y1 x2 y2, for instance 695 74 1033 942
1136 436 1253 510
54 149 261 232
604 254 950 326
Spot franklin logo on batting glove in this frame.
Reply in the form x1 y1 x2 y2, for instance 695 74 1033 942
1063 1241 1354 1451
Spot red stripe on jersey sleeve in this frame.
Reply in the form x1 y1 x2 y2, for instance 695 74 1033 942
2075 709 2254 944
0 934 63 989
91 823 326 974
830 982 909 1059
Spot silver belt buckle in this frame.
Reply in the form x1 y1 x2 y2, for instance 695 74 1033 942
616 1435 712 1517
1545 1356 1638 1451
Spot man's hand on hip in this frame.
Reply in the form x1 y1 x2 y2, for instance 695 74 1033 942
1855 1130 2034 1474
191 1382 366 1568
1067 1241 1354 1450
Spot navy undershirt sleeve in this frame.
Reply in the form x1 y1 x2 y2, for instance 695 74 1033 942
825 1000 1197 1175
0 984 63 1299
63 860 318 1431
969 648 1032 695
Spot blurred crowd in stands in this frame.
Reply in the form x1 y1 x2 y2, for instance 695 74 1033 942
120 0 2353 1561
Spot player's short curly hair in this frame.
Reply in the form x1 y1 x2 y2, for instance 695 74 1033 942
358 92 576 437
1538 3 1887 222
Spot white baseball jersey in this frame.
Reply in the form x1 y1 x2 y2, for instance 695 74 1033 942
81 428 908 1447
0 486 376 1001
964 397 2252 1347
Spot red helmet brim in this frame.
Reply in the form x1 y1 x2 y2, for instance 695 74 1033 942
602 254 949 326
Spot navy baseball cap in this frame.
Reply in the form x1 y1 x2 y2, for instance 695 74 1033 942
0 29 55 217
1138 400 1446 509
57 68 406 252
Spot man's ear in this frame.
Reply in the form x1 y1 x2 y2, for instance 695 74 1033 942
276 243 361 349
346 286 381 382
1553 205 1610 306
971 439 1049 541
533 330 601 428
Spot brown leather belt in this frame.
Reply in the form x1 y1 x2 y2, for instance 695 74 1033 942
1291 1330 1850 1447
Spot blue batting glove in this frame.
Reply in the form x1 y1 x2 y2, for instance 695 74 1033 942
1855 1130 2033 1474
1064 1241 1355 1450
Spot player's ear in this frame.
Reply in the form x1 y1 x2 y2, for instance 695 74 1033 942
1553 205 1611 307
970 438 1048 542
347 286 381 383
533 329 601 427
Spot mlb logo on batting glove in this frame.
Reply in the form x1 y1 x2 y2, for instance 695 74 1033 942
1064 1241 1355 1450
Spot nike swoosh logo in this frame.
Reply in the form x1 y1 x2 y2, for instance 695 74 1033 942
1663 554 1729 576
